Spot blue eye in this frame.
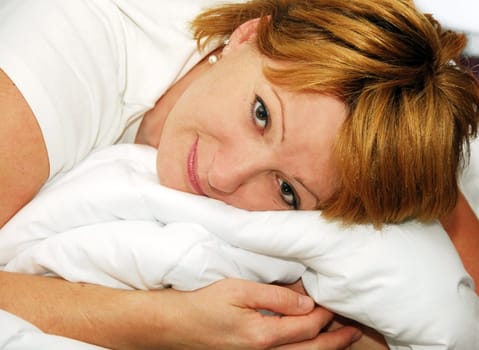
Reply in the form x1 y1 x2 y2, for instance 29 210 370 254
278 178 299 209
252 96 269 130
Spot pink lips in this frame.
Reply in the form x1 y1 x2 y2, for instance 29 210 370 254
187 137 205 195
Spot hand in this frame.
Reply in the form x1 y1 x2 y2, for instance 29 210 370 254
138 279 362 350
271 279 364 350
0 273 361 350
282 280 388 350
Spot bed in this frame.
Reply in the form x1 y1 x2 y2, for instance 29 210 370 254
0 2 478 349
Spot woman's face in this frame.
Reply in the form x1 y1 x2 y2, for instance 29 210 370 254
156 35 347 211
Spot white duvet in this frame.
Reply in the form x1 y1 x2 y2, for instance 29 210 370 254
0 140 478 350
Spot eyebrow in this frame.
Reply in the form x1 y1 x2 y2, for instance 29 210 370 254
294 176 320 209
270 86 286 143
270 86 321 209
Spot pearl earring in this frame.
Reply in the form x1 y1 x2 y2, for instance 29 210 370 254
208 54 219 65
208 37 230 65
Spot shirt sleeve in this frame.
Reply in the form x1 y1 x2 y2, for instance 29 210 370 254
0 0 126 179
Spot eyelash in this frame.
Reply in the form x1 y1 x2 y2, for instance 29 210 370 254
278 178 299 209
251 95 269 131
251 96 299 209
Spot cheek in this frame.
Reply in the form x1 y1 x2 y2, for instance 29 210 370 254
166 92 222 136
155 135 187 190
215 181 282 211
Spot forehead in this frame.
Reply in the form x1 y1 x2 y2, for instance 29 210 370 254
281 88 347 123
278 88 348 205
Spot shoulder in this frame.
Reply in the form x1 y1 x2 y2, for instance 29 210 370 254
0 69 49 227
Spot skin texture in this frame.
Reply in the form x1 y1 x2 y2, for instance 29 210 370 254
0 15 476 350
0 69 49 226
144 19 347 211
0 25 361 350
440 192 479 292
0 273 362 350
285 281 388 350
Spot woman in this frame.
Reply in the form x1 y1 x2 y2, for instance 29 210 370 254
0 0 477 349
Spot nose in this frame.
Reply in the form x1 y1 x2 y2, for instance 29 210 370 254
207 145 274 194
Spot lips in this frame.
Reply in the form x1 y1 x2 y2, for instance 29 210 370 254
187 136 205 195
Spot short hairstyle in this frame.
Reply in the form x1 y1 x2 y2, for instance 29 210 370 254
191 0 479 226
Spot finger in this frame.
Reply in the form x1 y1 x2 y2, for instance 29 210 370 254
273 325 362 350
257 307 334 347
279 279 306 295
244 282 315 316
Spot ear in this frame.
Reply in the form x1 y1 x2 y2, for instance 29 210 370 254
222 18 261 56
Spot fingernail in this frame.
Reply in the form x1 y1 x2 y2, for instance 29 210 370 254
352 330 362 342
298 295 313 310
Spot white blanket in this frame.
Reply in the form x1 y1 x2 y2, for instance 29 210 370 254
0 142 478 350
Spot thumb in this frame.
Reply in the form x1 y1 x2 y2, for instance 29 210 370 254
245 283 315 316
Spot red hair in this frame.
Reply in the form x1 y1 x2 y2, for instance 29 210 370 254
192 0 479 226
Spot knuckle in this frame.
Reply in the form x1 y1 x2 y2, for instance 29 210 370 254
242 325 276 350
250 332 275 350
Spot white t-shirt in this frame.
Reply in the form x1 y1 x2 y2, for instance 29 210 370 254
0 0 225 181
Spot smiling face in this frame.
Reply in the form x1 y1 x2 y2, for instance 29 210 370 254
153 21 347 211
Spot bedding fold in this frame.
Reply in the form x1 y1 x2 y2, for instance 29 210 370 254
0 142 478 350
